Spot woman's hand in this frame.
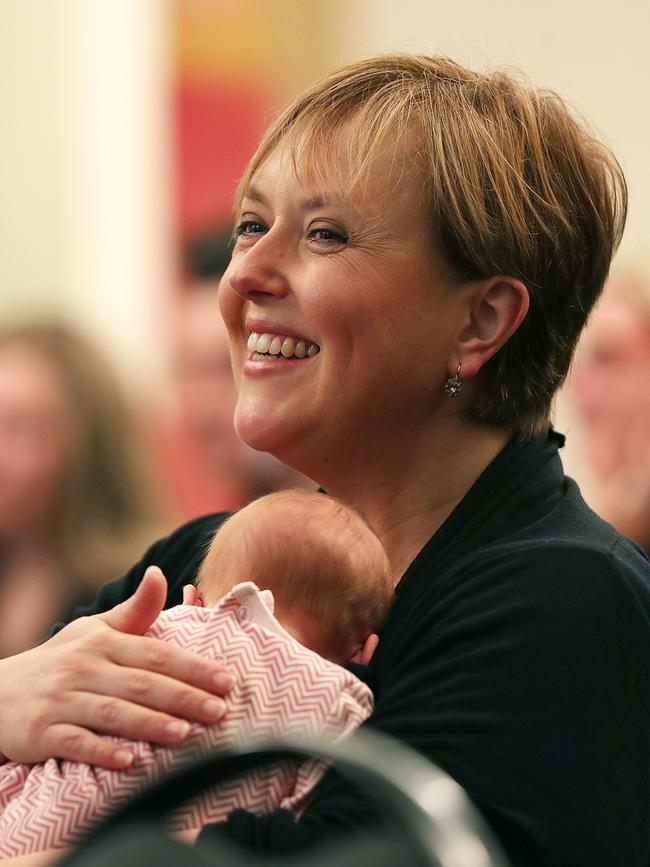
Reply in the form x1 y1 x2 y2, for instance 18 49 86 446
0 566 233 769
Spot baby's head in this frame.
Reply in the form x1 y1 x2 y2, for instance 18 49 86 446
196 489 393 665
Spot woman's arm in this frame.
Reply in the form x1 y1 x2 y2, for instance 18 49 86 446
3 848 68 866
1 831 201 866
0 567 232 767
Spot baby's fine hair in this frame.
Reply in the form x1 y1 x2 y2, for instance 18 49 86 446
196 489 393 654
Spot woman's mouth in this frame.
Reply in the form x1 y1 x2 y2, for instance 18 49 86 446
246 332 320 360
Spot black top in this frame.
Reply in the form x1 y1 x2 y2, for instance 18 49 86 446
60 431 650 867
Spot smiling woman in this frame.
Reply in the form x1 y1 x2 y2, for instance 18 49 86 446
0 53 648 867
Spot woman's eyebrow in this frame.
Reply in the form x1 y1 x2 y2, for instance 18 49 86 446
243 186 345 212
243 185 267 205
301 193 333 210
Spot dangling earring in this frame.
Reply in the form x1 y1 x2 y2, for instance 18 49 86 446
444 363 463 397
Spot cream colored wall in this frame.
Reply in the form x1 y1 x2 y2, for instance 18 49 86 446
0 1 68 322
0 0 173 392
338 0 650 261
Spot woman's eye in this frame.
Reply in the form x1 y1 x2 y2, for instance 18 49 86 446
235 220 267 239
308 227 348 245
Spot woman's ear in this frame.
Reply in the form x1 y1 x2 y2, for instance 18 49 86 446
454 276 529 379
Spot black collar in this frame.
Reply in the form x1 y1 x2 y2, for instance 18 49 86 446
395 428 566 596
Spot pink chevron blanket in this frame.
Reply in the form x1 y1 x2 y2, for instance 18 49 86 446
0 583 373 857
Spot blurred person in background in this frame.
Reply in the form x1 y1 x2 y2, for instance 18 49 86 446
567 264 650 552
153 283 251 518
0 324 164 658
151 229 312 523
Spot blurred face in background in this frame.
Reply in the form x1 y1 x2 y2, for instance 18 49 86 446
175 286 250 475
570 286 650 478
572 290 650 425
0 342 74 541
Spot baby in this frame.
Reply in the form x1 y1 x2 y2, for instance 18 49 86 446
0 489 393 858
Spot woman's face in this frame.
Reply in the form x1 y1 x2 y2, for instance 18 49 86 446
0 343 73 540
218 140 467 471
572 291 650 425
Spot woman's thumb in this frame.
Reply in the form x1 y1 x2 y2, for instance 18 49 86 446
101 565 168 635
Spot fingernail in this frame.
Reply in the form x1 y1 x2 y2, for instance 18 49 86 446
213 672 234 691
114 750 134 767
166 720 191 740
203 698 226 719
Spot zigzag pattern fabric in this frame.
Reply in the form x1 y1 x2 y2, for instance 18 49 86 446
0 584 373 857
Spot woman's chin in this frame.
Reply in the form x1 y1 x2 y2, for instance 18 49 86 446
234 402 295 457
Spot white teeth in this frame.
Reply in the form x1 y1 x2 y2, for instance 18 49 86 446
280 337 296 357
247 331 320 360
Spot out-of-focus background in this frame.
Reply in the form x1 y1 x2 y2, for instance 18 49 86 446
1 0 649 654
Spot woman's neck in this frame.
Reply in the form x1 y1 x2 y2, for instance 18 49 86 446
307 420 512 585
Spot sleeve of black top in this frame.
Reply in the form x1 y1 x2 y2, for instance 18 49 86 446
198 544 650 867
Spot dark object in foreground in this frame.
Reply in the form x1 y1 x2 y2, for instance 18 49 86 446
57 729 509 867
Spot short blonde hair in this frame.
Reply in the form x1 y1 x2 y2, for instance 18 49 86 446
197 489 393 654
236 53 627 437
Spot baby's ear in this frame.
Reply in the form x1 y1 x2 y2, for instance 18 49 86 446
182 584 205 607
349 633 379 666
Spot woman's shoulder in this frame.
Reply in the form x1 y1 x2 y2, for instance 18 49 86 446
444 529 650 633
467 524 649 594
391 525 650 667
379 529 650 734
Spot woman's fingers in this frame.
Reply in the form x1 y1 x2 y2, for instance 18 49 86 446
39 723 137 769
67 662 229 735
97 629 234 697
100 565 168 635
60 691 194 748
182 584 197 605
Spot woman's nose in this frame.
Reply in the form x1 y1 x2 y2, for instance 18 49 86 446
226 236 290 301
